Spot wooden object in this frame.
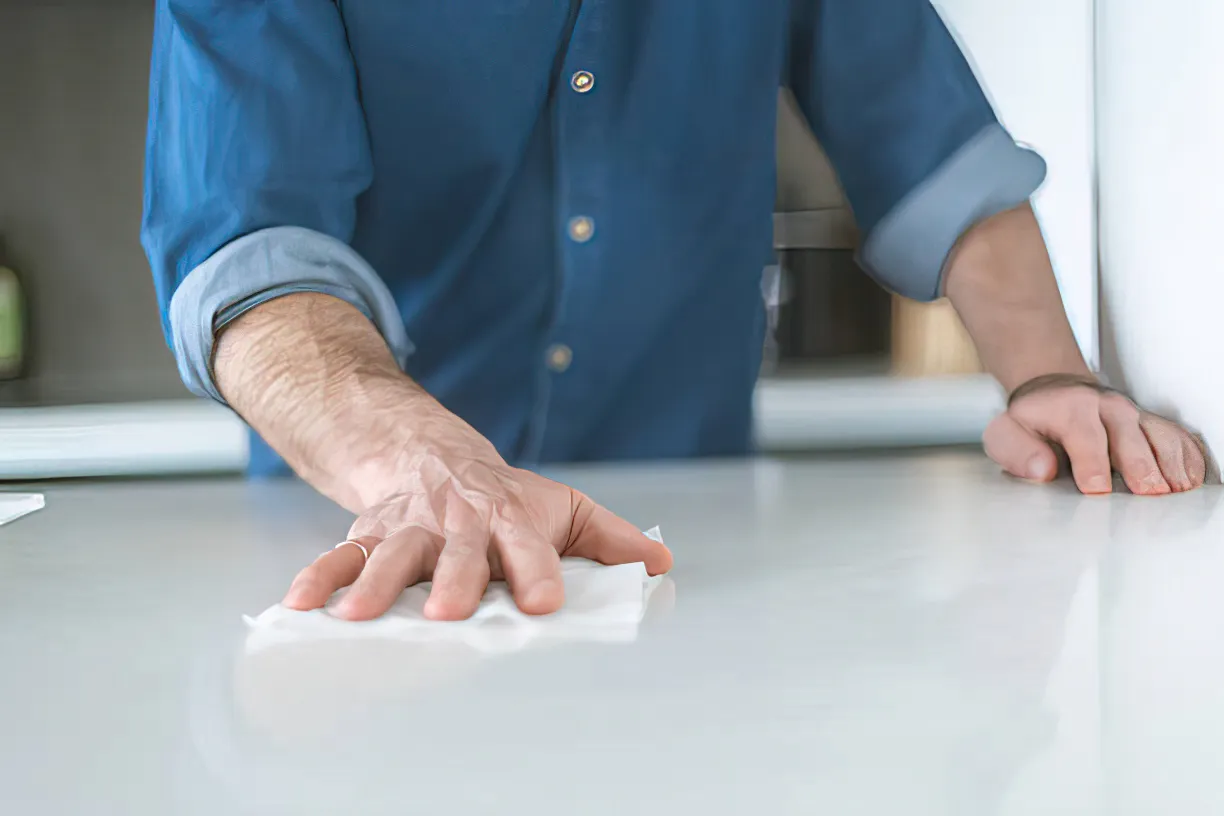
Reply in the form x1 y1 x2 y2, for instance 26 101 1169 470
891 296 981 377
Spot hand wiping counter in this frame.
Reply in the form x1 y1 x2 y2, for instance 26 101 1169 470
245 528 669 654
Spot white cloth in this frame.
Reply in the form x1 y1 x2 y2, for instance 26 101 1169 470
244 527 667 655
0 493 43 527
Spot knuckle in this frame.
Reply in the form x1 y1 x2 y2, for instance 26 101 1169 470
1103 394 1141 422
349 516 391 540
1056 386 1099 409
1144 426 1177 450
981 416 1010 447
1073 412 1108 437
1066 422 1108 449
1185 440 1207 475
1126 458 1156 476
442 542 478 560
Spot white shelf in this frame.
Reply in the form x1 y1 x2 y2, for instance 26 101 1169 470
0 400 249 479
754 373 1002 451
0 375 1003 479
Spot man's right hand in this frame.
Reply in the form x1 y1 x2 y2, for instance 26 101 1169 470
280 440 673 620
213 292 671 620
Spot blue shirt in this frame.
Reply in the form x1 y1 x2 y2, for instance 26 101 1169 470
142 0 1045 477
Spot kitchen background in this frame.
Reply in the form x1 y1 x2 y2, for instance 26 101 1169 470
0 0 1120 477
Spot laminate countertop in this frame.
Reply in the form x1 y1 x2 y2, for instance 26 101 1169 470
3 452 1222 815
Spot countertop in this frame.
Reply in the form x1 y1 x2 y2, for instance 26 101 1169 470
3 452 1223 815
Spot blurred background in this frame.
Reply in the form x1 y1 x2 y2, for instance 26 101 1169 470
5 0 1176 480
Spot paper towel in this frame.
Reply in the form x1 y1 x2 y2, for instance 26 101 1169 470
0 493 43 527
244 527 669 655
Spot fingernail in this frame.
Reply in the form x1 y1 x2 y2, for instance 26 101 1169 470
521 579 564 615
1086 475 1112 494
281 584 308 609
1027 455 1049 480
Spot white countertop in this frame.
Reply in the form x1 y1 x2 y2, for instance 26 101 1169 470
3 451 1220 814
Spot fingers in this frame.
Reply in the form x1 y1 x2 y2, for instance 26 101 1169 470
1099 398 1170 496
283 535 381 611
495 525 565 616
1010 388 1112 494
1054 414 1113 495
982 413 1058 482
290 474 678 625
1140 412 1208 492
423 499 492 621
1182 435 1209 490
564 492 674 576
332 527 438 621
1009 386 1202 496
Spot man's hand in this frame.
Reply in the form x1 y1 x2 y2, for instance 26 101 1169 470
281 441 673 621
983 376 1208 495
943 204 1208 495
213 292 670 621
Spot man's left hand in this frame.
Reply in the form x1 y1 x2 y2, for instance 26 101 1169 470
983 375 1209 495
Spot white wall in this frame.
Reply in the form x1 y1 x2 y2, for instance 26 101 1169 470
1097 0 1224 449
934 0 1099 367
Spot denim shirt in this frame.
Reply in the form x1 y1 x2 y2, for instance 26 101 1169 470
142 0 1045 476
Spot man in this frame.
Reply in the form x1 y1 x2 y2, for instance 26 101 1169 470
142 1 1206 623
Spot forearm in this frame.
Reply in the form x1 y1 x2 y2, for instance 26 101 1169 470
213 293 484 513
944 203 1092 392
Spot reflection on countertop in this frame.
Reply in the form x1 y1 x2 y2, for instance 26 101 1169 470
1 453 1222 815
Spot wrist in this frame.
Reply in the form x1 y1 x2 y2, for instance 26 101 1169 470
306 368 428 511
329 370 509 512
214 293 429 510
1006 372 1112 406
996 359 1095 395
213 292 503 513
339 383 502 512
944 206 1093 392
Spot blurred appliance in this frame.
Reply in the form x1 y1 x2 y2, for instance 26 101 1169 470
771 93 889 370
772 92 979 377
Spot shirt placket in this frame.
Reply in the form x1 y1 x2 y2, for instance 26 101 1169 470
520 0 608 464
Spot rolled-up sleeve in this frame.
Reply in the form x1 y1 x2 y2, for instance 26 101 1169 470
788 0 1048 301
141 0 410 401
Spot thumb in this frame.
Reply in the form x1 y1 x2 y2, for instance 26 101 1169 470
565 491 674 575
984 412 1059 482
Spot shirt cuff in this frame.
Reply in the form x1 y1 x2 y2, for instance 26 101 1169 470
168 226 412 402
858 123 1048 302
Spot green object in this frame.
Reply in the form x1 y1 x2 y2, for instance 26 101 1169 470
0 265 24 380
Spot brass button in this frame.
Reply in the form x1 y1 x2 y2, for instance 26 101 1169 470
546 344 573 373
570 70 595 93
567 216 595 243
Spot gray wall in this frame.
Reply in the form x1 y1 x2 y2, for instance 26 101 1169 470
0 3 848 408
0 1 186 406
775 90 848 213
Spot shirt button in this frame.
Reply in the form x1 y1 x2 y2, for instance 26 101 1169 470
567 216 595 243
570 70 595 93
546 343 573 373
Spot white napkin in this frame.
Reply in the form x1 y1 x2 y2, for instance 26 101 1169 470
244 527 668 655
0 493 43 527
